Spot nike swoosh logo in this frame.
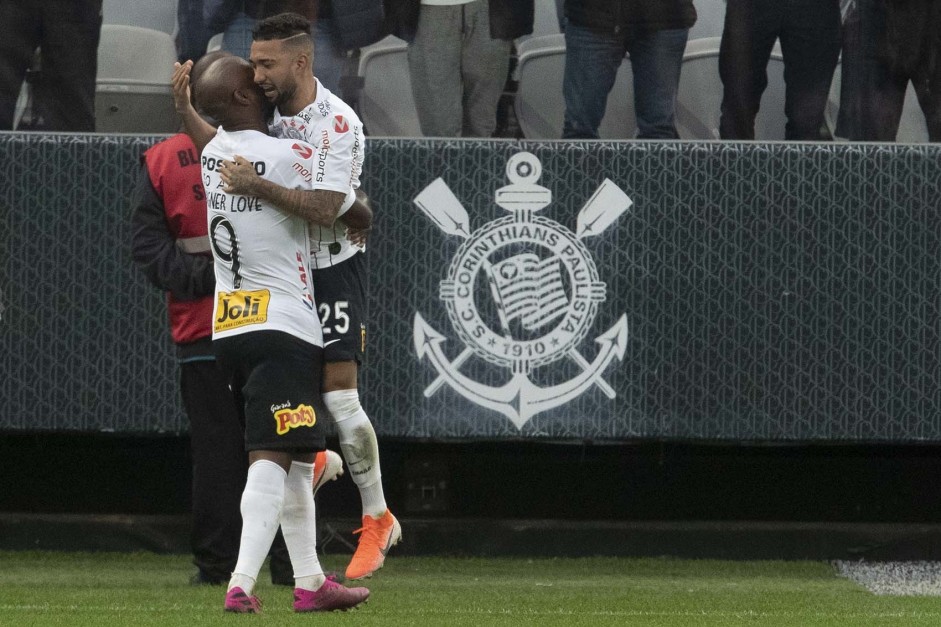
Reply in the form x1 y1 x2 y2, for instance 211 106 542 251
324 339 342 347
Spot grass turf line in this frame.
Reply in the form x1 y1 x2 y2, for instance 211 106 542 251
2 552 941 626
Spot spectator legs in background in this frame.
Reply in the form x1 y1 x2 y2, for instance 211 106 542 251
912 65 941 141
563 22 687 139
778 0 840 140
561 22 625 140
407 2 510 137
176 0 214 63
36 0 101 132
837 0 903 141
459 2 511 137
0 1 40 130
720 0 840 140
0 0 100 131
840 0 941 142
221 12 255 60
312 18 346 95
628 28 688 139
718 0 782 139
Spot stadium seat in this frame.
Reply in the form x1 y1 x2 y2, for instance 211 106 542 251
11 49 40 129
206 32 224 54
102 2 176 35
95 24 179 133
514 34 635 139
356 35 422 137
824 64 930 143
675 37 787 140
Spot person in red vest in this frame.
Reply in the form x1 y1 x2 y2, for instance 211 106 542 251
130 50 342 585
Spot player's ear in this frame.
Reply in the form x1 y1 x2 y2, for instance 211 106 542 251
294 46 312 72
233 88 253 105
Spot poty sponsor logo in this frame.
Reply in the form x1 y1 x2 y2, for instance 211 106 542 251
333 115 349 134
292 143 313 159
274 403 317 435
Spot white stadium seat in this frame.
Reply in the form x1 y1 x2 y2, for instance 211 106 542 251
514 34 635 139
356 35 422 137
95 24 179 133
675 37 787 140
206 32 224 54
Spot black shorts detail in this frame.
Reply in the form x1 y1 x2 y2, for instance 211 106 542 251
312 251 368 364
213 330 326 452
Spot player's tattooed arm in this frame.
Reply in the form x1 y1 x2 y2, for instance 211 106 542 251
221 155 345 227
172 61 216 153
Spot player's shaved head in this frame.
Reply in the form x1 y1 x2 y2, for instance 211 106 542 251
190 50 233 108
195 55 264 130
192 50 232 86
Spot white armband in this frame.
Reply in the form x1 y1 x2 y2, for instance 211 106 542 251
336 188 356 218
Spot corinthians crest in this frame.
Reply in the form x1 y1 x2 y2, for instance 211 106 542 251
413 152 631 429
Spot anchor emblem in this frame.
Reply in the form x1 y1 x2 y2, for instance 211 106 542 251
413 152 632 429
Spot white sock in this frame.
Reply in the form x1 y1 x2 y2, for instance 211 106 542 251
282 461 326 591
228 459 286 594
324 389 388 518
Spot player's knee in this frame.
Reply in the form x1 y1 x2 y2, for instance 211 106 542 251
322 389 361 422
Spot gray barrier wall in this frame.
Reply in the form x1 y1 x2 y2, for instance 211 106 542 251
1 134 939 440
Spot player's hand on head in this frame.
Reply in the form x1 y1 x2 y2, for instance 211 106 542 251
172 61 194 113
220 155 261 196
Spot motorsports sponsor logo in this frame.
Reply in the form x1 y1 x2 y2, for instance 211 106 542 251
333 115 349 133
273 403 317 435
292 143 313 159
413 152 631 429
316 130 330 182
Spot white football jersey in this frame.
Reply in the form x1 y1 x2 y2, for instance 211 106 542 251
203 128 322 347
270 78 365 269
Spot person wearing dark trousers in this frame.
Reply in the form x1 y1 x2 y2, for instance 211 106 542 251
0 0 102 131
718 0 841 140
130 53 293 583
560 0 696 140
177 0 216 63
386 0 534 137
837 0 941 142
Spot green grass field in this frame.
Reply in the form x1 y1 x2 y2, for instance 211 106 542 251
1 552 941 626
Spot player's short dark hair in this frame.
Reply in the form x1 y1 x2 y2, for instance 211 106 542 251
252 12 312 41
